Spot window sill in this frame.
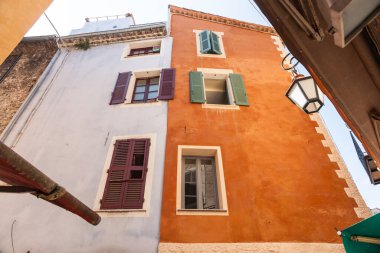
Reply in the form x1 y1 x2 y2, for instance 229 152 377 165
202 104 239 110
121 100 164 107
96 209 148 217
197 53 226 59
176 209 228 216
122 53 162 60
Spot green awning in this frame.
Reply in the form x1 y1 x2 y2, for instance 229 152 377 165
341 213 380 253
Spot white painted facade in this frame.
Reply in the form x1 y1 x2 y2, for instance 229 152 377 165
0 23 172 253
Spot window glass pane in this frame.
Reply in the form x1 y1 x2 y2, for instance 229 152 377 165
139 50 145 54
201 159 218 209
135 86 146 93
185 196 197 209
134 93 144 101
150 77 159 85
132 154 144 166
149 84 159 92
130 170 143 179
184 159 197 209
136 79 147 86
148 91 158 99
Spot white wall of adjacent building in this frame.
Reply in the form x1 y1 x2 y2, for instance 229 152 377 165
0 32 172 253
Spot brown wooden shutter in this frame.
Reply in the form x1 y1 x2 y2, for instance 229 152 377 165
100 140 131 209
100 138 150 210
109 72 132 105
158 68 176 100
122 139 150 209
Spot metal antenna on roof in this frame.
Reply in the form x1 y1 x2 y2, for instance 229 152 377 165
43 12 67 48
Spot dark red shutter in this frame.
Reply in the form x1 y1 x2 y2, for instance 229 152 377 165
109 72 132 105
100 138 150 210
158 68 176 100
100 140 131 209
122 139 150 209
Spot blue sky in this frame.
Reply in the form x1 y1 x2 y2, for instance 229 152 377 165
27 0 380 209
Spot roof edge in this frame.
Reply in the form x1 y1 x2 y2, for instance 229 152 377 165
169 5 276 35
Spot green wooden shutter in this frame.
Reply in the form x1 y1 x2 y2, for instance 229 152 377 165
189 71 206 103
199 30 211 54
210 31 222 55
229 73 249 106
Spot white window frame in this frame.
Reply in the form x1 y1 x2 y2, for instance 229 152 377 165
110 68 163 107
176 145 229 216
124 69 163 106
93 133 157 217
122 38 164 59
193 30 226 58
197 68 239 110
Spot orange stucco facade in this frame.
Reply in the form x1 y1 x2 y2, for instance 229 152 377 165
160 7 361 244
0 0 52 64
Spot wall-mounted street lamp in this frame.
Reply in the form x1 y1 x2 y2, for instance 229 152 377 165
282 53 324 114
285 75 324 114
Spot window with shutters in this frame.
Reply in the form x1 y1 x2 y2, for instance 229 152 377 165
93 135 156 214
177 146 228 216
189 68 249 109
193 30 226 58
123 39 162 58
109 68 175 105
100 138 149 210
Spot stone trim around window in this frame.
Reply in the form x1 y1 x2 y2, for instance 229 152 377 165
193 30 226 58
176 145 229 216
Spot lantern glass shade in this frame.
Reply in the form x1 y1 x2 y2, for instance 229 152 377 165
285 76 324 114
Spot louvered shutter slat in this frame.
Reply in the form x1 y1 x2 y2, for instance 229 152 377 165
101 140 131 209
109 72 131 105
210 31 222 55
229 73 249 106
158 68 176 100
189 71 206 103
123 139 150 209
199 30 211 54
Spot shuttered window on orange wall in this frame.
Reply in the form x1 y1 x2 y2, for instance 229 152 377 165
199 30 222 55
100 138 150 210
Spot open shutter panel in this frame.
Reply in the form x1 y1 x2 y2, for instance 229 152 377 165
229 73 249 106
158 68 176 100
109 71 131 105
210 31 222 55
189 71 206 103
199 30 211 54
122 139 150 209
100 140 131 209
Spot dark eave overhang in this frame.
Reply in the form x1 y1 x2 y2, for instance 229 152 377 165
254 0 380 165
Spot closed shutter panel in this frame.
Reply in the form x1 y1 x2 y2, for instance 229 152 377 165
210 31 222 55
123 139 150 209
189 71 206 103
199 30 211 54
100 140 131 209
109 72 132 105
158 68 176 100
229 73 249 106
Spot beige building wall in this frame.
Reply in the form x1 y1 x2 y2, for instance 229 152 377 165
0 0 52 64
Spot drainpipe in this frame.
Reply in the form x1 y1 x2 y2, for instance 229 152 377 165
0 141 101 225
